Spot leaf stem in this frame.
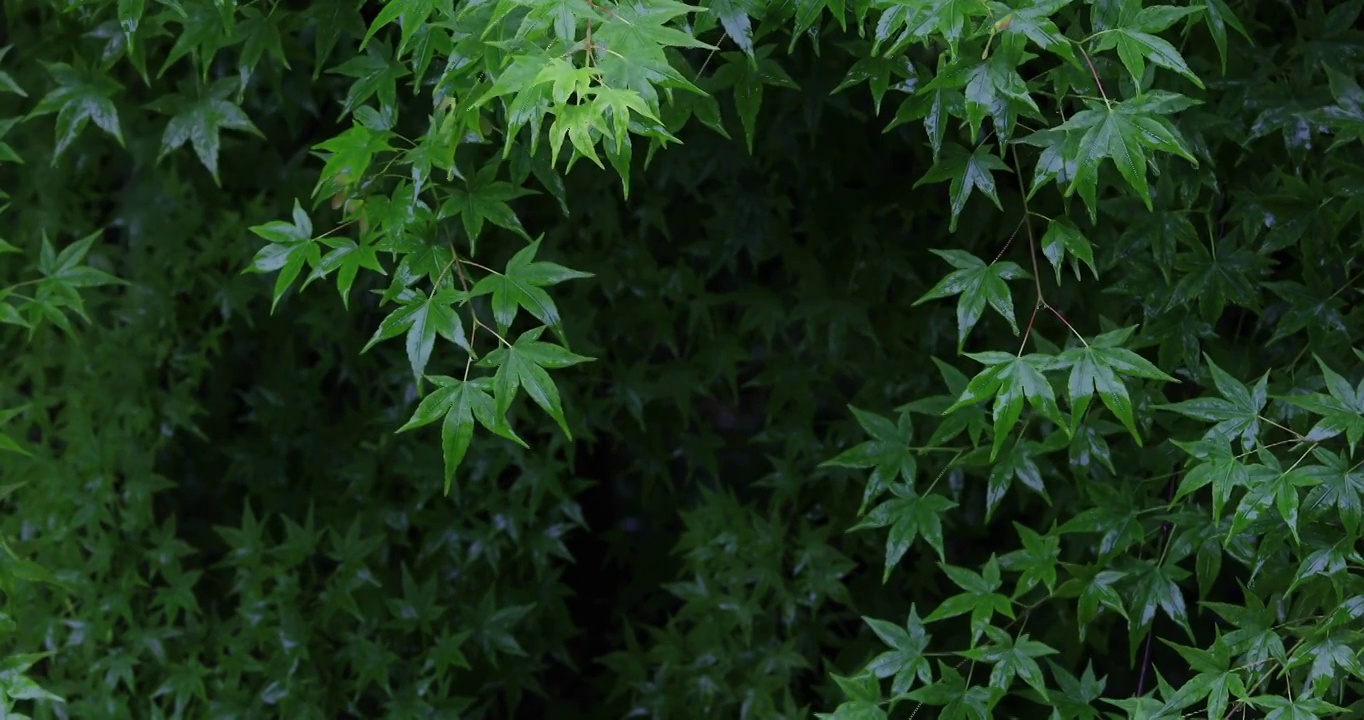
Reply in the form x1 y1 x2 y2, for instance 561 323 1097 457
1010 145 1044 299
1 278 39 294
991 215 1027 265
921 450 962 496
1076 45 1111 111
475 316 512 347
1255 413 1309 445
460 257 500 275
444 243 492 378
315 217 358 241
1018 302 1040 356
1046 305 1088 347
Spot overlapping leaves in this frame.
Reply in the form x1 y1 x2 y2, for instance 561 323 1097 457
398 329 592 490
8 0 1363 716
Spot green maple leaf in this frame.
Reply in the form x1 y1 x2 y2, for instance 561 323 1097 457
397 376 526 493
361 0 438 55
708 0 758 55
1055 564 1128 638
985 441 1047 521
24 229 124 335
1091 3 1205 88
303 236 387 309
1127 560 1193 646
861 607 933 695
0 46 27 97
949 351 1066 460
959 626 1057 701
236 6 291 80
886 85 961 160
592 85 663 178
598 42 705 124
1057 326 1177 442
1245 695 1344 718
1040 217 1097 284
1159 354 1267 451
821 406 917 511
853 485 956 580
546 101 610 170
1273 474 1318 545
791 0 846 41
913 250 1027 352
399 22 453 91
27 62 125 160
592 0 713 58
1229 466 1280 542
479 53 557 156
1159 638 1243 719
873 0 989 56
156 80 264 184
1172 437 1249 522
361 288 470 382
36 229 123 294
906 663 1002 718
899 357 988 448
824 672 883 715
315 123 396 197
438 164 534 251
330 41 410 116
405 114 462 195
989 0 1077 64
1278 357 1364 448
913 143 1010 231
1302 448 1364 536
710 47 801 153
469 238 593 340
998 522 1060 595
247 199 321 312
1264 281 1349 346
1017 92 1198 216
155 0 236 78
961 50 1040 144
1170 237 1268 323
924 50 1040 145
305 3 366 76
1200 0 1250 72
830 55 915 116
533 58 596 106
1018 127 1077 203
1046 661 1106 720
924 558 1014 641
478 327 595 439
1226 451 1318 544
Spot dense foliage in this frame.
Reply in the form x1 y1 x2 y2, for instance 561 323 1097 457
2 0 1363 716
